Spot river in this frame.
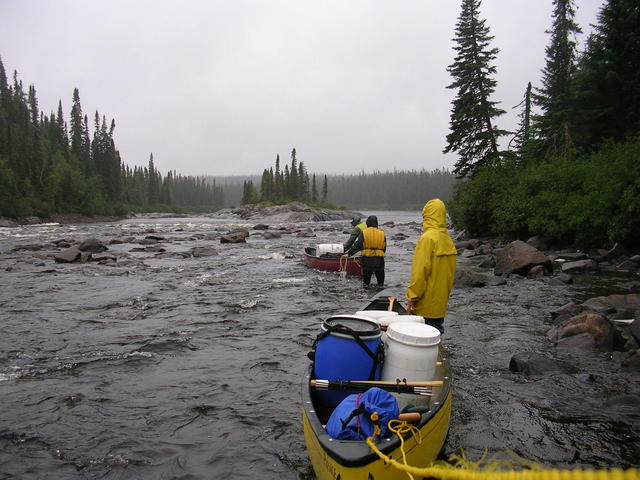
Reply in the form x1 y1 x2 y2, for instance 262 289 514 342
0 211 638 479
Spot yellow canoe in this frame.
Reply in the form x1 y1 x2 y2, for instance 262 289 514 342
302 296 452 480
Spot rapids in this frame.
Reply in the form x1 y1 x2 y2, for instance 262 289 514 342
0 211 638 479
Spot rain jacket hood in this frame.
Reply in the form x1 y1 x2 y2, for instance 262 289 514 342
422 199 457 256
406 199 457 319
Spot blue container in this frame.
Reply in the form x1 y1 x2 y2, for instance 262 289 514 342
313 315 383 407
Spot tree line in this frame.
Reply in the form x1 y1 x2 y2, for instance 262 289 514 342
241 148 329 205
0 59 224 219
445 0 639 248
216 166 455 210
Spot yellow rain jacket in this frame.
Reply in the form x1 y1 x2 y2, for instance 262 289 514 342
406 199 457 319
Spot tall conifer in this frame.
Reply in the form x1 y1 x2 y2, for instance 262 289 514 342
533 0 581 156
444 0 507 177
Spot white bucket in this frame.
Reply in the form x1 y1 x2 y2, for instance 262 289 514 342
316 243 343 256
381 322 441 409
375 314 425 341
355 310 398 321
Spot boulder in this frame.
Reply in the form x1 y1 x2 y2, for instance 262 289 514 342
0 218 19 228
262 231 282 239
509 352 566 375
454 265 489 288
79 238 107 253
549 313 616 351
493 240 552 276
190 246 218 257
253 224 269 230
582 294 640 316
560 259 600 273
478 256 496 269
220 233 247 243
55 246 82 263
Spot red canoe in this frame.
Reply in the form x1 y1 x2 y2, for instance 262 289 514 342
304 247 363 277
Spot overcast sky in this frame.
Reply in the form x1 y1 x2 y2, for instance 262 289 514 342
1 0 604 177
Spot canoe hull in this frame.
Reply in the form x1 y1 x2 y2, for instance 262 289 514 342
304 247 363 277
302 294 452 479
302 384 451 480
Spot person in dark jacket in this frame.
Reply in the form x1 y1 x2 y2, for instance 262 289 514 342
343 217 366 253
343 215 386 287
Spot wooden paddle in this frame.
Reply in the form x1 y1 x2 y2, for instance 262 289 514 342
310 379 443 388
387 297 396 311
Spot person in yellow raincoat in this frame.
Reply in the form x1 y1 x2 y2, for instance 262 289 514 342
406 199 457 334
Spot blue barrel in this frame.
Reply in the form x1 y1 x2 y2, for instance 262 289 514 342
313 315 383 407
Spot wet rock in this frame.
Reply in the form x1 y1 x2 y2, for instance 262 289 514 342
262 231 282 239
296 229 316 238
220 232 247 243
555 252 587 261
139 237 161 245
509 352 566 375
621 351 640 372
79 238 107 253
131 246 166 253
55 246 81 263
146 235 165 241
630 318 640 344
617 260 638 272
582 294 640 316
21 216 41 225
391 233 409 241
109 237 135 244
550 302 586 320
253 224 269 230
527 265 546 279
549 313 616 351
0 218 19 228
454 265 489 288
155 251 191 259
477 256 496 269
190 246 218 257
12 243 44 252
526 236 548 251
561 259 600 273
90 252 117 263
493 240 552 276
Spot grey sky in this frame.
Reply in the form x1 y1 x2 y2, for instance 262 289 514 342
1 0 603 177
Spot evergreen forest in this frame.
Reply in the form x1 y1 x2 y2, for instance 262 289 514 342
446 0 639 248
0 62 224 219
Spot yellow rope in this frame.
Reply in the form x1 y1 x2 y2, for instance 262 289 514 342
365 426 640 480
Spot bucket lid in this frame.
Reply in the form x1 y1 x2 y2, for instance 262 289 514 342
355 310 399 320
376 314 424 327
386 322 441 346
322 315 381 338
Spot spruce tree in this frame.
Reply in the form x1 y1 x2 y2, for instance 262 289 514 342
443 0 507 178
572 0 640 148
533 0 581 157
509 82 533 159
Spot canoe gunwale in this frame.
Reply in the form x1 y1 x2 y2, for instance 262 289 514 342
303 246 363 277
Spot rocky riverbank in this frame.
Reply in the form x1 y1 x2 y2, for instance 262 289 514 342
452 233 640 378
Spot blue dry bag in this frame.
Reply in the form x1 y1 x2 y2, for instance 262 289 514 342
325 388 399 440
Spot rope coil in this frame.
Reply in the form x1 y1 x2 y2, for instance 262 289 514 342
365 422 640 480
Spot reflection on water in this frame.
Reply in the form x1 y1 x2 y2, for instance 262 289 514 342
0 212 637 478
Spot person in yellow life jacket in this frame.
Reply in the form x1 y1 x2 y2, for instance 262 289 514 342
406 199 457 334
343 217 366 253
343 215 386 287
